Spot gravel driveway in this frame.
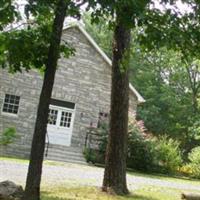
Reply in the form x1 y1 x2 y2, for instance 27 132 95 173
0 160 200 192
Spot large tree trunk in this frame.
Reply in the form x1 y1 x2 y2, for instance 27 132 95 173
102 22 131 195
23 1 67 200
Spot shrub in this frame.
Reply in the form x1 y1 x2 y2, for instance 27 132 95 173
127 130 155 172
84 113 182 175
0 127 16 145
83 148 97 164
127 113 158 172
179 165 193 176
84 122 108 164
153 136 182 174
187 146 200 178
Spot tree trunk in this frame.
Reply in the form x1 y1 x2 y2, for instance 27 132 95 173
23 1 67 200
102 22 131 195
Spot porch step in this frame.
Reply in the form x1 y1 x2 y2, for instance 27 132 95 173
44 144 87 165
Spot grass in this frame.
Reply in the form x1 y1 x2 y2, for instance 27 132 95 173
41 186 197 200
0 156 29 163
1 156 200 199
127 170 200 186
0 156 65 166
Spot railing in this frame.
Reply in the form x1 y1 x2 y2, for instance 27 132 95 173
84 127 105 150
45 132 50 157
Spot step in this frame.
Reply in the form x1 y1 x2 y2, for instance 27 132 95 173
46 152 86 162
44 144 87 164
47 144 84 153
46 147 83 155
45 156 87 165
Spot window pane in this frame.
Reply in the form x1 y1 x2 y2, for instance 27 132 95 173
60 111 72 128
2 94 20 114
48 109 58 125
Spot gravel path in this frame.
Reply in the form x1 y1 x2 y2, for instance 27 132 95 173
0 160 200 192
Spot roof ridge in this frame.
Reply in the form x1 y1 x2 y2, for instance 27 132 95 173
63 23 145 104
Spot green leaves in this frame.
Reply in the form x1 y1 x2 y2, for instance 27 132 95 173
0 127 16 145
0 0 81 72
0 0 20 30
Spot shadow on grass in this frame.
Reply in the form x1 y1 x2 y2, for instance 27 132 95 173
41 192 71 200
41 190 158 200
127 168 200 183
130 194 158 200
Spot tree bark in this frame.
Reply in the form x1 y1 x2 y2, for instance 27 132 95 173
102 22 131 195
23 1 67 200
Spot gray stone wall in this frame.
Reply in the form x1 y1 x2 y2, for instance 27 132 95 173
0 70 42 157
0 26 138 158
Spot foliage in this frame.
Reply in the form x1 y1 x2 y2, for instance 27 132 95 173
127 130 154 172
83 148 97 164
132 48 200 155
153 136 182 174
187 146 200 178
0 0 20 30
85 115 182 174
128 115 182 174
0 1 76 73
84 122 109 164
0 127 16 145
179 165 193 176
83 15 200 156
41 185 195 200
188 119 200 141
83 13 113 58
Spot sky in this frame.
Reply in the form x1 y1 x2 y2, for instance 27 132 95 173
13 0 193 29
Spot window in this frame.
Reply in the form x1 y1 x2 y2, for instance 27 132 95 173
48 106 74 129
97 112 109 128
60 111 72 128
48 109 58 125
2 94 20 114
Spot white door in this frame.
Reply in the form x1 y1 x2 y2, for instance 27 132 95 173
47 105 75 146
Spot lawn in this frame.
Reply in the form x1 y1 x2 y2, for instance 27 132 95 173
1 156 200 200
41 186 194 200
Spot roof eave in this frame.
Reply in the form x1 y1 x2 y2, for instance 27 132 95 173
63 23 145 104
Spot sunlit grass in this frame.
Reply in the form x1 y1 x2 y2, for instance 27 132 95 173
1 156 200 200
41 186 195 200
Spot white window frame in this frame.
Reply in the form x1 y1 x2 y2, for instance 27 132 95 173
48 105 75 130
1 93 20 117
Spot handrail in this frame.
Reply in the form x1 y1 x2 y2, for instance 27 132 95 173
45 132 50 157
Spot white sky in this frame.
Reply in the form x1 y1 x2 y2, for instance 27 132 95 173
14 0 193 27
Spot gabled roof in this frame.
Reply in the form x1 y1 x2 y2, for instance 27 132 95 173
63 23 145 104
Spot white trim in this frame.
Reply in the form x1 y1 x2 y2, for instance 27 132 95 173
47 104 76 146
48 104 75 130
63 23 145 104
1 93 20 117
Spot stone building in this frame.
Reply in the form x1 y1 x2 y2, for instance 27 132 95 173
0 24 144 164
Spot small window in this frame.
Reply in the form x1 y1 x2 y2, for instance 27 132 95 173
60 111 72 128
48 109 58 125
98 112 109 128
2 94 20 114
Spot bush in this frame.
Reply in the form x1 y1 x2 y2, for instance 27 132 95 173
153 136 182 174
179 165 193 176
83 148 97 164
84 122 108 164
187 146 200 178
0 127 16 145
127 114 154 171
84 113 182 174
127 130 155 172
127 123 182 174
